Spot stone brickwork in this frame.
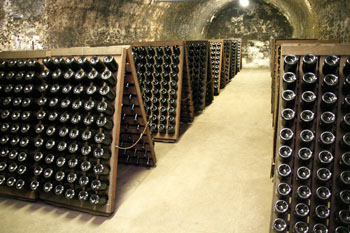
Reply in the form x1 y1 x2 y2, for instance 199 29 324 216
0 0 349 67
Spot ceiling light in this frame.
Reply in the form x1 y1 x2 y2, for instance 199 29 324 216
239 0 249 7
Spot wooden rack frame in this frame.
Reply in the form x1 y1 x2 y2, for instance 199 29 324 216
229 40 237 80
0 45 156 216
220 40 232 89
209 39 224 95
270 43 350 233
184 40 209 112
271 41 341 176
236 40 242 73
129 41 186 142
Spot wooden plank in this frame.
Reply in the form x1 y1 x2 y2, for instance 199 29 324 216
0 50 50 59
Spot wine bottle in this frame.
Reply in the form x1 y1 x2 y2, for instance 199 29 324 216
281 90 296 108
274 200 289 215
318 150 333 165
320 111 336 129
101 70 116 85
89 194 107 205
293 221 309 233
282 72 296 90
64 56 80 72
302 73 317 90
283 54 298 72
281 108 295 127
319 131 335 147
297 147 312 162
323 74 338 91
103 55 118 72
296 166 311 180
77 56 92 72
276 183 291 198
302 54 317 73
316 168 332 182
294 203 309 217
312 224 328 233
315 186 331 201
314 205 330 220
272 218 287 232
323 55 340 75
277 163 291 178
93 163 110 175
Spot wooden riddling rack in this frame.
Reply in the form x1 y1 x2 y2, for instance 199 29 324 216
208 39 242 96
209 40 224 95
270 39 339 128
229 39 242 81
229 40 237 80
236 40 242 72
220 40 232 89
118 49 156 167
184 40 209 113
206 45 215 107
129 41 189 142
270 44 350 233
0 46 156 216
270 40 340 177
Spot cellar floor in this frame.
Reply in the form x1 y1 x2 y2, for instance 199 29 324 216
0 68 273 233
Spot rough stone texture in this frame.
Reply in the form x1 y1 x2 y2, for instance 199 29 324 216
206 0 293 67
0 0 349 67
0 0 47 50
311 0 350 43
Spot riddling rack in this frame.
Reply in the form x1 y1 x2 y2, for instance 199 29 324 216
184 40 209 112
118 52 156 167
236 40 241 73
130 41 187 142
229 40 237 80
270 39 340 177
209 40 224 95
220 40 231 89
0 46 156 216
206 52 214 106
228 39 242 81
270 44 350 233
209 39 242 96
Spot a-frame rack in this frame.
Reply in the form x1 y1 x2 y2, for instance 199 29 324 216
0 45 156 216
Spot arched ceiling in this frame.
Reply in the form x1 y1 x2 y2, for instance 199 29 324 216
159 0 318 40
0 0 348 51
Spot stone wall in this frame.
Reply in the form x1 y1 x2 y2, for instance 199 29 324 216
0 0 349 67
205 0 293 67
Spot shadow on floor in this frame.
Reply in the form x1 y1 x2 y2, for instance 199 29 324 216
0 163 157 225
0 135 181 225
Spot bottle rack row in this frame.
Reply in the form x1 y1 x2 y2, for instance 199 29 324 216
184 41 209 113
221 40 231 88
0 46 156 216
116 39 242 142
270 44 350 233
270 39 340 177
236 40 242 74
208 39 242 96
129 41 188 142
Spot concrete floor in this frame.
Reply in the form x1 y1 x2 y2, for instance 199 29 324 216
0 68 273 233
